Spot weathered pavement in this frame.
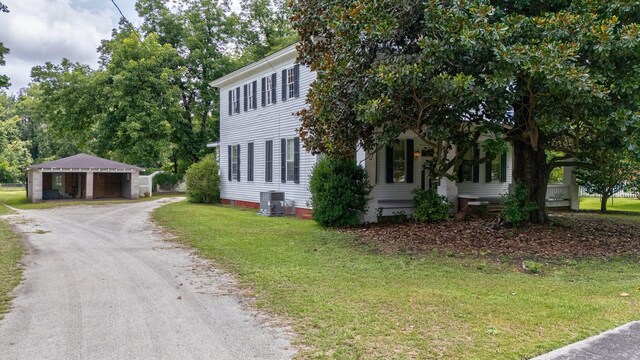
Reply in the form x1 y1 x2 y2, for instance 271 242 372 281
532 321 640 360
0 199 294 360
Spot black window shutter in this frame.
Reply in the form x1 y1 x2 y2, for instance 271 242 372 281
235 87 241 113
293 137 300 184
457 162 464 183
421 169 426 190
472 144 480 183
252 80 257 109
406 139 414 183
280 138 286 183
243 84 248 112
247 142 254 181
485 153 493 183
271 73 277 104
261 77 266 107
236 144 241 181
500 152 508 182
227 145 232 181
282 69 287 101
228 90 232 116
385 145 394 183
293 64 300 97
265 140 273 182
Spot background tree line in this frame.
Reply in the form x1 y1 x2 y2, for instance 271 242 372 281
0 0 295 182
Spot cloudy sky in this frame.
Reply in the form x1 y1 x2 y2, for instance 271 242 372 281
0 0 140 93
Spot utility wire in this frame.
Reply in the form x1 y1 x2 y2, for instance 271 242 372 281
110 0 145 45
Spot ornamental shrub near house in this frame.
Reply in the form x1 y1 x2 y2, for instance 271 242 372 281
185 154 220 204
412 189 451 223
501 182 537 227
309 157 372 227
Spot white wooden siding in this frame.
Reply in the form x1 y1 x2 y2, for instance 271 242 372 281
218 53 317 209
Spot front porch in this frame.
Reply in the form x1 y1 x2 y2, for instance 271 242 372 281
357 135 579 223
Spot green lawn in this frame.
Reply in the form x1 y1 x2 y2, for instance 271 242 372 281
0 188 181 211
0 219 23 319
580 196 640 213
154 201 640 359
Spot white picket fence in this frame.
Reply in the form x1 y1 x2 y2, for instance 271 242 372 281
579 186 639 199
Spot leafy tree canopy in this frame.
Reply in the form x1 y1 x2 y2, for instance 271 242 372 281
0 2 10 89
292 0 640 223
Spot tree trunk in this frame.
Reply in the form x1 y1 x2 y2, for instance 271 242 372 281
600 195 609 212
512 138 550 224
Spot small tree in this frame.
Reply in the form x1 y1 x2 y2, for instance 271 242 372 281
575 152 640 212
185 154 219 204
309 157 372 227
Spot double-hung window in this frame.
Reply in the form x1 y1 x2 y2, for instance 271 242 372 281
286 139 295 181
231 145 239 181
393 140 406 183
280 137 300 184
281 65 300 101
385 139 414 184
287 68 295 99
265 76 273 105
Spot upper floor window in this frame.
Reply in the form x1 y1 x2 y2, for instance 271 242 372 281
244 80 257 111
262 73 276 106
281 65 300 102
265 77 273 105
287 68 295 99
228 87 240 115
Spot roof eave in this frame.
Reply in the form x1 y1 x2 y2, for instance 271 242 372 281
210 44 298 88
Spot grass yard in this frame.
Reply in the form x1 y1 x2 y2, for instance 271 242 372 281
0 219 23 319
580 196 640 213
154 202 640 359
0 188 181 211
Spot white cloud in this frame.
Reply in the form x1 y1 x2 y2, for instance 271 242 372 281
0 0 134 93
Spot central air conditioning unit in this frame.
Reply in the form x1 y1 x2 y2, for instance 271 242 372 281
260 191 285 216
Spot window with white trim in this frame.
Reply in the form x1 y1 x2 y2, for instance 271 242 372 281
287 68 295 99
247 82 255 110
286 138 295 181
266 76 273 105
231 145 239 180
231 90 238 114
393 140 406 183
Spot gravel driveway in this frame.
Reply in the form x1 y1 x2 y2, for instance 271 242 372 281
0 199 294 360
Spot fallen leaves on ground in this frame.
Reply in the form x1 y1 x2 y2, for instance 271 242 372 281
346 213 640 259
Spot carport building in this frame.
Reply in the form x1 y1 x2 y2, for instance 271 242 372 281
26 154 143 203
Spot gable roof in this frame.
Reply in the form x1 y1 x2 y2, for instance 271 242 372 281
27 153 143 171
211 44 298 88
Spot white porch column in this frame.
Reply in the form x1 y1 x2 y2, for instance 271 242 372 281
437 147 459 213
85 172 94 200
362 152 379 223
130 172 140 199
566 166 579 210
31 170 43 203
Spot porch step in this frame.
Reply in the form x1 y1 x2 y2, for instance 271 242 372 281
486 204 502 214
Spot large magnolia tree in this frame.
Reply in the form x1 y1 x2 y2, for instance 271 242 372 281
291 0 640 223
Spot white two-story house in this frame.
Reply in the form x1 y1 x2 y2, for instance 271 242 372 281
211 44 579 222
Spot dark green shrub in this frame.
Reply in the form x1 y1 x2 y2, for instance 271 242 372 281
309 157 372 227
500 182 537 227
412 188 452 223
153 172 183 191
185 154 220 204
